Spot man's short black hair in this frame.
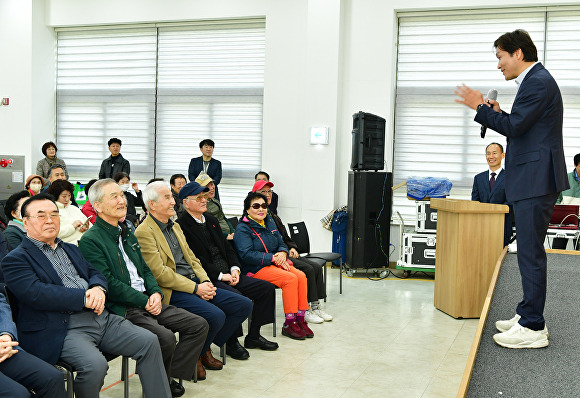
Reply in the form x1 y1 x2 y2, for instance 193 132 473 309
199 139 215 148
108 137 122 147
20 193 56 218
147 178 165 185
4 190 31 221
254 171 270 181
486 142 504 153
47 164 65 178
41 141 57 156
243 192 268 213
170 174 187 186
574 153 580 167
494 29 538 62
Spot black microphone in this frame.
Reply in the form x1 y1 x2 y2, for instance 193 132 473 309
480 89 498 139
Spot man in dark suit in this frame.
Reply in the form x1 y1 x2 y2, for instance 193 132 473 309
188 139 222 200
1 292 66 397
1 194 171 397
98 137 131 179
455 29 568 349
176 181 278 353
471 142 513 246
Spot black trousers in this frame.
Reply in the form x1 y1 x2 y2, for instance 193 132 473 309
214 274 276 337
126 304 209 381
292 257 325 302
0 348 66 398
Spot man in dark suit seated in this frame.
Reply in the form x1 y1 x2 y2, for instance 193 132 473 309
1 292 66 398
1 194 172 397
188 139 222 200
456 29 568 349
471 142 513 246
176 181 278 352
79 179 209 394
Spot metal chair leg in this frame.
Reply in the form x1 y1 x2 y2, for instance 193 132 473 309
220 344 226 365
340 260 343 294
323 261 328 302
122 356 129 398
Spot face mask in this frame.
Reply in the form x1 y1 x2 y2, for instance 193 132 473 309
120 184 130 192
30 183 42 192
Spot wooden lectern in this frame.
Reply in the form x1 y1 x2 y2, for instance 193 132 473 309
430 198 508 318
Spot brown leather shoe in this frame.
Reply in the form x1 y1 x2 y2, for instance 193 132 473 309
196 359 206 380
201 349 223 370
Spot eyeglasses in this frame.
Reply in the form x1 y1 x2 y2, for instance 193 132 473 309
188 194 209 202
251 202 268 210
257 189 273 196
26 213 61 221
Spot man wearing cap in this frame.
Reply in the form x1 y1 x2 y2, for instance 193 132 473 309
177 181 278 352
253 180 333 323
196 174 235 240
99 138 131 179
135 181 253 369
79 179 209 394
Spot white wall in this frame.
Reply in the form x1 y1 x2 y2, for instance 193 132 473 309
5 0 579 252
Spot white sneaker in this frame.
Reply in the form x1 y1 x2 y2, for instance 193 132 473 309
496 314 549 337
493 323 549 349
313 308 333 321
305 310 323 324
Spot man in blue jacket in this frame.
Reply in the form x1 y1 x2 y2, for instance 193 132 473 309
1 194 171 397
1 292 66 397
471 142 513 246
188 139 222 200
456 29 568 349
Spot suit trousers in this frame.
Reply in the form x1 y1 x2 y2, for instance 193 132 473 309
59 310 171 398
513 192 559 331
169 287 252 353
214 274 276 337
291 257 325 302
126 304 209 381
0 348 66 398
253 265 308 314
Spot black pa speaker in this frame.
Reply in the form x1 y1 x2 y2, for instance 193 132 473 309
350 111 386 171
346 171 392 269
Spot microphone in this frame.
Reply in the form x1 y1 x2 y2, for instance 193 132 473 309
480 89 498 139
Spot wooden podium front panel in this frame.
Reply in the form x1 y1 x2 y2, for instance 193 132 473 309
433 199 506 318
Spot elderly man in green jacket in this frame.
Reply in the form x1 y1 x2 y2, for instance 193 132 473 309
79 179 209 396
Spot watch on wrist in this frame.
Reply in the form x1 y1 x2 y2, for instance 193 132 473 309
476 103 484 112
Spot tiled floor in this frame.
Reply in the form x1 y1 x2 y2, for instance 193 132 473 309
100 268 478 397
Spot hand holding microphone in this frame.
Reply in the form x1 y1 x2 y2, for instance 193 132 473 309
480 89 498 139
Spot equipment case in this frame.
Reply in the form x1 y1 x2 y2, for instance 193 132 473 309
397 232 436 269
415 201 437 232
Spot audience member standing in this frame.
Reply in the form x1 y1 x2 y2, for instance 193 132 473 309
36 141 68 183
99 138 130 179
188 139 222 200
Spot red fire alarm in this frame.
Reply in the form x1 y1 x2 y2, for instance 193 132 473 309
1 98 9 106
0 159 7 168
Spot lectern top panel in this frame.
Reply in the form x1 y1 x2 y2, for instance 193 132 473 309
430 198 509 214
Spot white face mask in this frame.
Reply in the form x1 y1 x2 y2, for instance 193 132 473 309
30 183 42 193
120 184 130 192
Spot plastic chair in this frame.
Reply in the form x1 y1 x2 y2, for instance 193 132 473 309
287 221 343 295
227 216 239 229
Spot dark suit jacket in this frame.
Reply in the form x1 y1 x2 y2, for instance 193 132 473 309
99 154 130 179
475 63 569 202
176 212 240 282
188 156 222 200
1 237 108 365
471 169 507 204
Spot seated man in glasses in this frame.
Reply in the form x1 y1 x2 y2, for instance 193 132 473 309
135 181 253 371
176 181 278 352
1 193 172 398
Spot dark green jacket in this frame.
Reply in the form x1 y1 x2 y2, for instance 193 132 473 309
78 215 162 317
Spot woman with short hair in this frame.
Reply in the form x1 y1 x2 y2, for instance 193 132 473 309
36 141 68 182
47 180 91 245
3 190 31 250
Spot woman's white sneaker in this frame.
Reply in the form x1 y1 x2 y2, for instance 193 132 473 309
313 308 333 321
305 310 324 324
